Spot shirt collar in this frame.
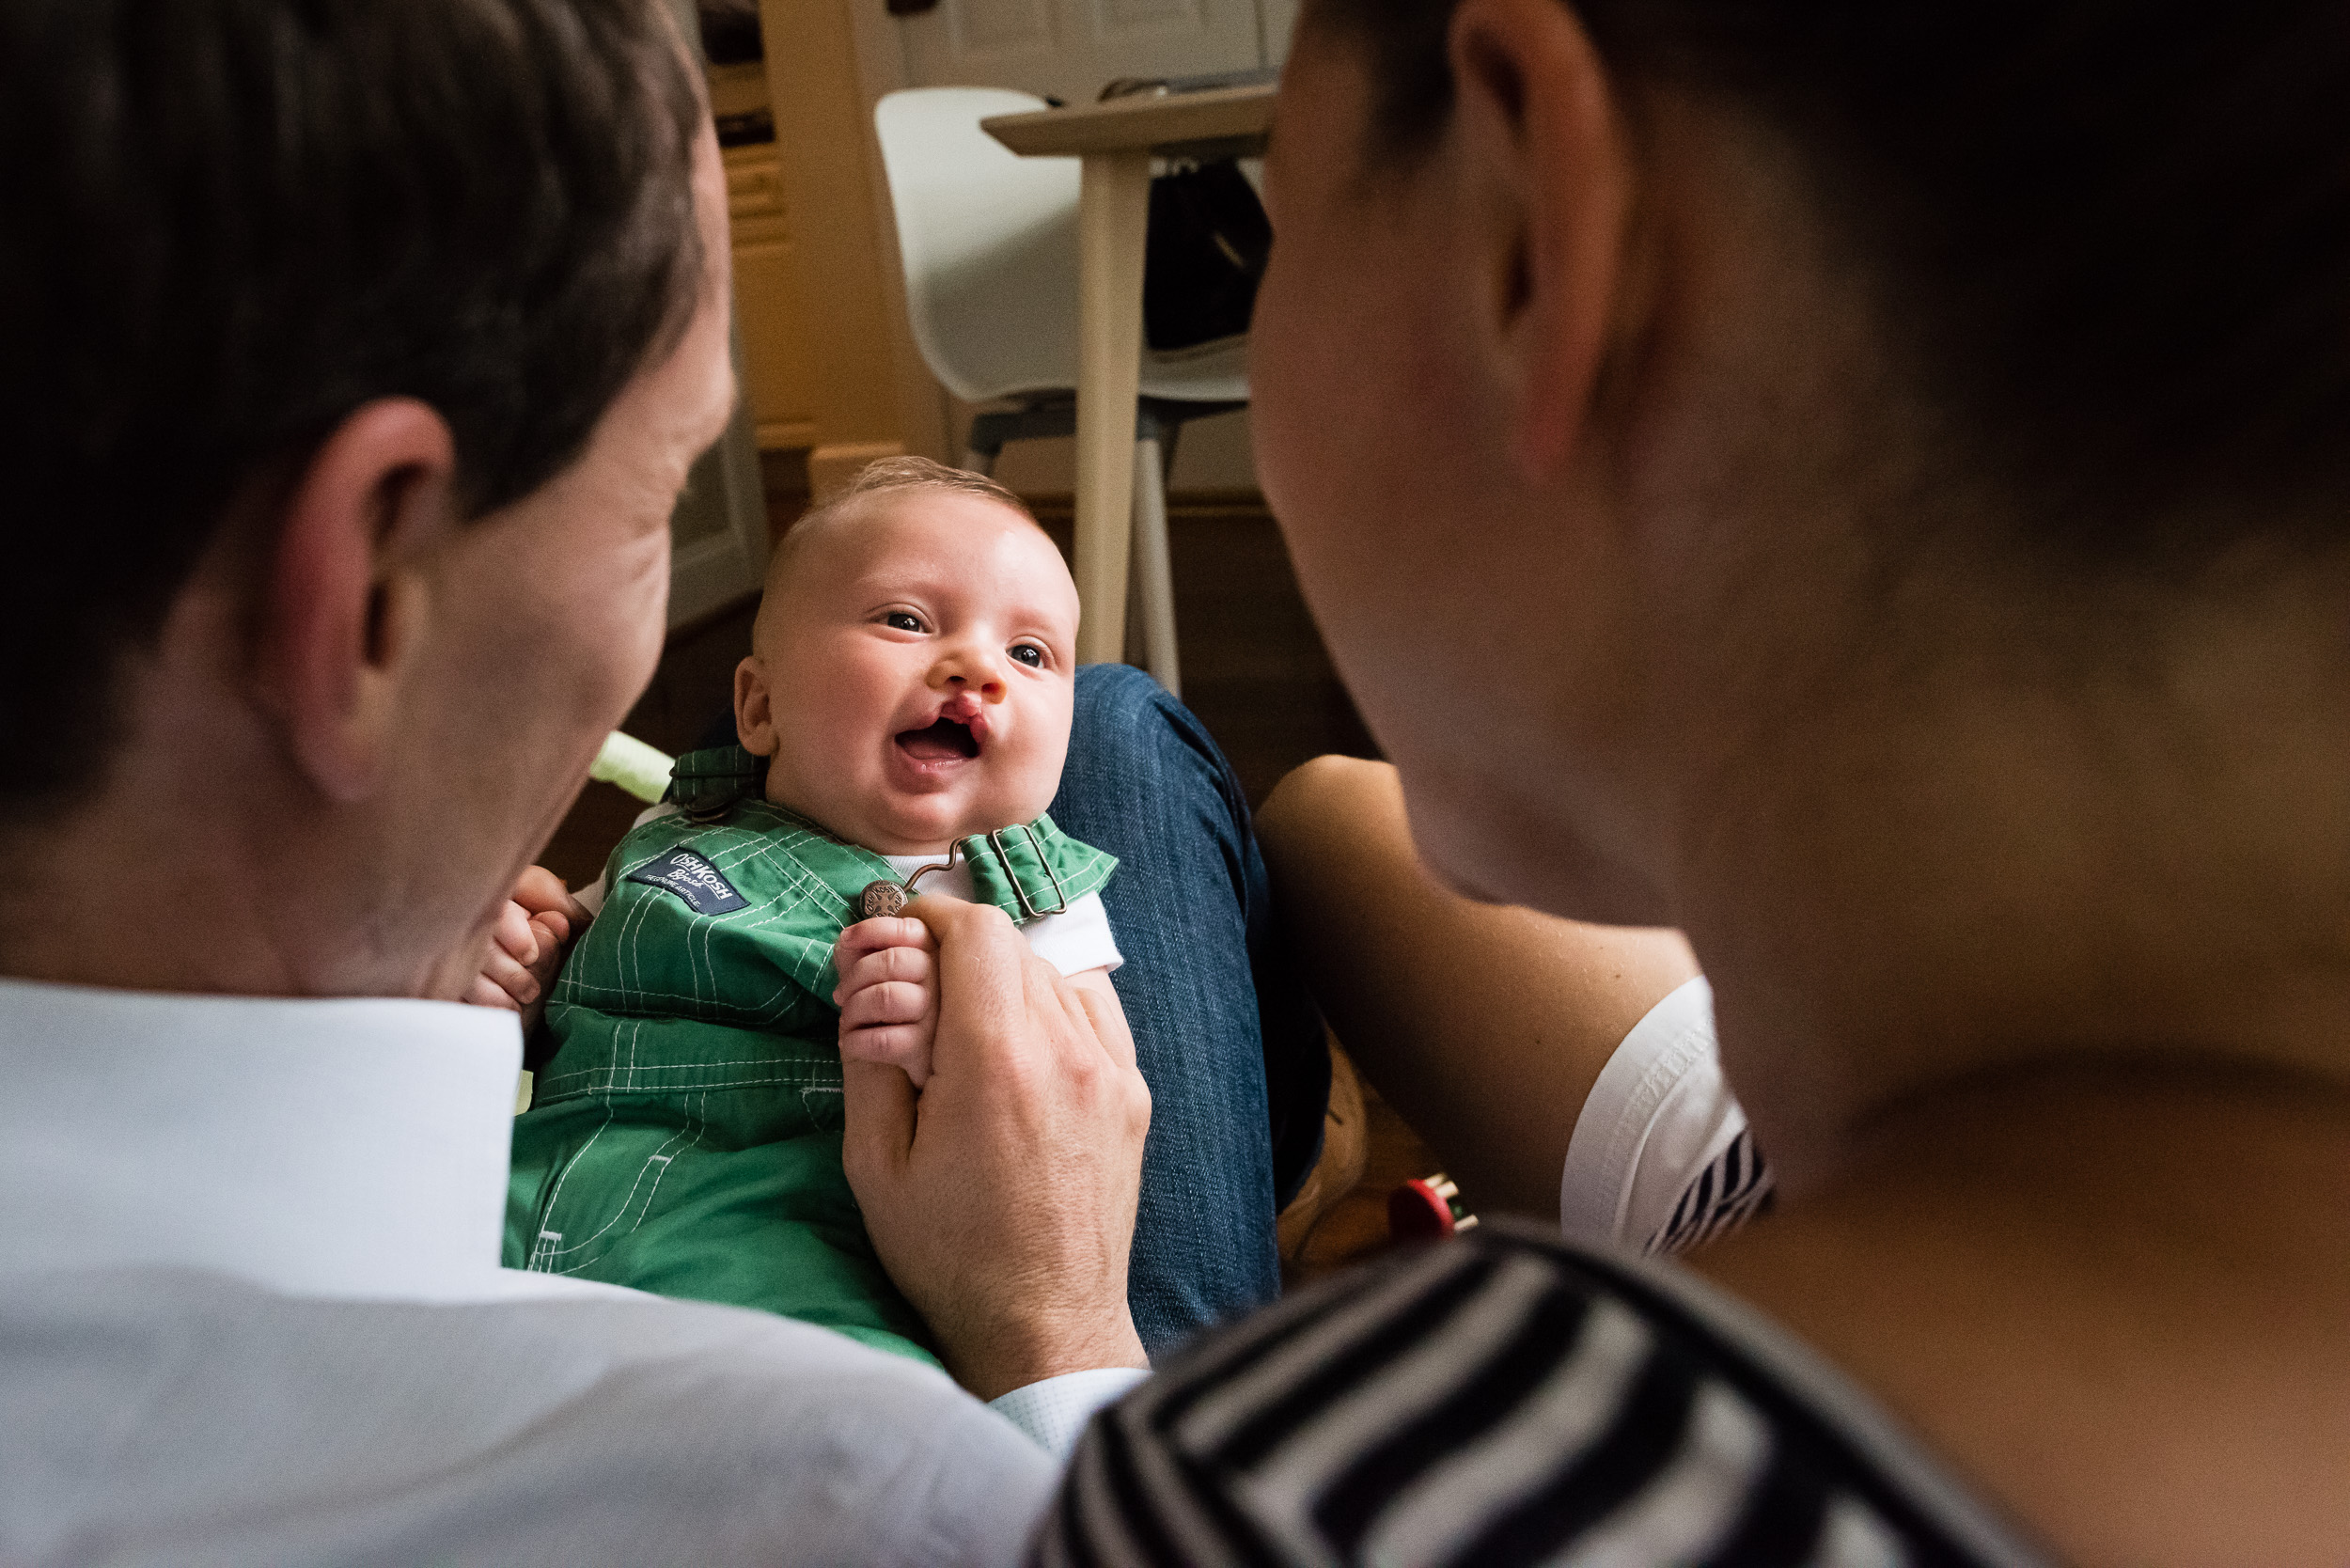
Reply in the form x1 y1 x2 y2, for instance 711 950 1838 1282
0 976 523 1300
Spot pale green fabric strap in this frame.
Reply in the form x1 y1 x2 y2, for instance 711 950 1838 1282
589 731 674 805
960 814 1117 921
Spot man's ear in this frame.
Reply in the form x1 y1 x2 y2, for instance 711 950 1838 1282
1449 0 1633 479
734 654 777 756
255 398 459 803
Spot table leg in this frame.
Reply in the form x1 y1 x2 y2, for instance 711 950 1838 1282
1073 150 1152 667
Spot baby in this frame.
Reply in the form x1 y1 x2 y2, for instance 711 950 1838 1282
493 458 1125 1365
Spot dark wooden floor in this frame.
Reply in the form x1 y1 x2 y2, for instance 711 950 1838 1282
538 458 1436 1285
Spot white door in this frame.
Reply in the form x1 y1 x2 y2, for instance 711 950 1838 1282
891 0 1280 107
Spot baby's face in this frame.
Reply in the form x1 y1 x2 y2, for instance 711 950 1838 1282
737 491 1081 855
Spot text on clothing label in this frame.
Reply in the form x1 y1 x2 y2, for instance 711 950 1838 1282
625 849 749 915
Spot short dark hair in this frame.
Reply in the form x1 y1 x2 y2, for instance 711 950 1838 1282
1309 0 2350 569
0 0 706 814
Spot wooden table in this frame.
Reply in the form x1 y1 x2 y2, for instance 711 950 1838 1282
982 84 1276 667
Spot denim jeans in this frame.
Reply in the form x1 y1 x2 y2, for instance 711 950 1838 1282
1052 664 1329 1356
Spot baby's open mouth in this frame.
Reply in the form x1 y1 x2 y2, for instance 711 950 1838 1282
896 716 980 761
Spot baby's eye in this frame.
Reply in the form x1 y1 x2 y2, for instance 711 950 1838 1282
884 611 925 633
1010 644 1045 668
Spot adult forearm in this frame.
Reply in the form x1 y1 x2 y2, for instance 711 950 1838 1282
1257 757 1698 1221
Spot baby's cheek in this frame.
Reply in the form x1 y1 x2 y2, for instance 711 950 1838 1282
1003 698 1075 817
998 744 1067 823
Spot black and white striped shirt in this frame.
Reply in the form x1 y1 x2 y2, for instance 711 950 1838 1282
1035 1226 2051 1568
1653 1127 1775 1256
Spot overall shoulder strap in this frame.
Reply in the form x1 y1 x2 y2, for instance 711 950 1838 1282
663 745 765 821
959 814 1118 922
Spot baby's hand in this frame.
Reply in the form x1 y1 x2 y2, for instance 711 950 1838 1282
832 915 941 1089
465 866 588 1034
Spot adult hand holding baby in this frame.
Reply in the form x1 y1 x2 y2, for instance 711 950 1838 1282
841 891 1152 1402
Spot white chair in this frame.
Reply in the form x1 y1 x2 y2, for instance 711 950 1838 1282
874 86 1252 697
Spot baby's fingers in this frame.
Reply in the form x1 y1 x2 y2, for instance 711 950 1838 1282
525 913 569 968
479 942 544 1008
839 1022 932 1090
490 899 540 965
831 941 936 1007
509 865 590 929
466 974 520 1011
832 917 935 991
836 916 934 959
529 908 572 951
839 979 935 1032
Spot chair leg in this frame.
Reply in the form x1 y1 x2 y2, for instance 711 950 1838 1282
1130 435 1180 697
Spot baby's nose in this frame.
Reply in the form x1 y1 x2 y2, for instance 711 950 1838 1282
937 648 1006 699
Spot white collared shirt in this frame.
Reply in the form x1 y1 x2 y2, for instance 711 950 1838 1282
0 977 1139 1566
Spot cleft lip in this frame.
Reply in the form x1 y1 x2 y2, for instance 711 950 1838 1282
894 713 981 760
890 690 994 764
938 689 990 744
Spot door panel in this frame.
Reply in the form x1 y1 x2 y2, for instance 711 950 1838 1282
734 238 819 448
952 0 1055 58
896 0 1262 105
724 140 821 449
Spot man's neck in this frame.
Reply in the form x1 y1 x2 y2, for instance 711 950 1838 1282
0 640 397 998
0 789 309 996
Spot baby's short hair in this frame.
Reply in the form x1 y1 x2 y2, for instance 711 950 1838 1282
827 453 1029 514
759 456 1050 622
785 455 1038 559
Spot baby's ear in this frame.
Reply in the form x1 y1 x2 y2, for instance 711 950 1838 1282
732 654 777 756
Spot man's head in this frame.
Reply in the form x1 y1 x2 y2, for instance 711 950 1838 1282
0 0 735 997
735 459 1081 855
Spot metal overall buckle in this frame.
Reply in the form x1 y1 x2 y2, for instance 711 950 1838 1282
858 843 963 919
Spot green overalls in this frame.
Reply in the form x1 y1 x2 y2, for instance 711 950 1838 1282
505 746 1118 1364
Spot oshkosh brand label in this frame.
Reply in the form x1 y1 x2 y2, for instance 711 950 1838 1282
625 848 748 915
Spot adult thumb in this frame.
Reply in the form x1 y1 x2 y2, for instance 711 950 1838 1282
839 1055 917 1192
